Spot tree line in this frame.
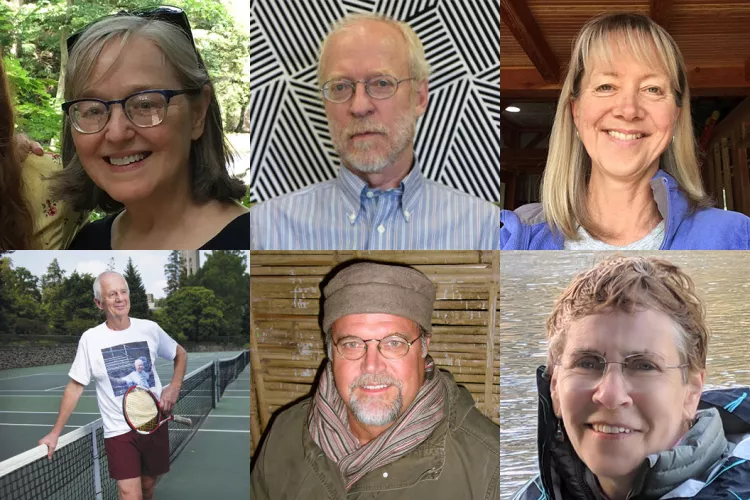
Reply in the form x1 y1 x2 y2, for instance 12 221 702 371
0 250 249 345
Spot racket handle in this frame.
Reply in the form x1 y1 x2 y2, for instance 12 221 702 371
172 415 193 427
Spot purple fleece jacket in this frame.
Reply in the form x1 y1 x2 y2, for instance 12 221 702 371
500 170 750 250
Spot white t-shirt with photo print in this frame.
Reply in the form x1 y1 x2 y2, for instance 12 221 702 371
69 317 178 438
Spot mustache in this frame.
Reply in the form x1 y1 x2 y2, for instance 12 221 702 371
345 120 389 139
349 373 402 391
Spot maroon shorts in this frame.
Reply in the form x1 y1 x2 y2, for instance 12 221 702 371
103 425 170 480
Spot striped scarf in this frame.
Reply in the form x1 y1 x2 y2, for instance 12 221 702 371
307 356 446 490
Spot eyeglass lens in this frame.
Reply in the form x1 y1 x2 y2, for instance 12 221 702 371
337 336 411 360
325 76 399 102
70 92 168 133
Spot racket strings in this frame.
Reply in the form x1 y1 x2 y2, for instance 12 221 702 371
125 390 159 431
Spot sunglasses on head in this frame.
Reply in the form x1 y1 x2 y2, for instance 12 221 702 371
66 5 195 54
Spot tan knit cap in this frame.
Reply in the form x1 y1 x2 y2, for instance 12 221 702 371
322 262 436 333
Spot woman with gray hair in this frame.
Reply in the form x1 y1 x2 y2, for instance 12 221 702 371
501 12 750 250
53 7 248 249
513 255 750 499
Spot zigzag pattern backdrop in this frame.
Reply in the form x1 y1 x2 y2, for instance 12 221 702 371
249 0 500 203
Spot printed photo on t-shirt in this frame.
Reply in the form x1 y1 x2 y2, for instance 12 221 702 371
102 341 155 396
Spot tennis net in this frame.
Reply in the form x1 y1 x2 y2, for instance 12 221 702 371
0 361 216 500
216 350 249 401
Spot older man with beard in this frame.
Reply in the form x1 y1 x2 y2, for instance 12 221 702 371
250 262 499 499
250 14 500 250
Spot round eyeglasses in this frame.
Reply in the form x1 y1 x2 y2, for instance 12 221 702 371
557 352 688 388
320 75 414 103
62 88 201 134
333 334 422 360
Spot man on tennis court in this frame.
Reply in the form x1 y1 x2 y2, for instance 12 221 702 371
39 271 188 500
250 262 500 499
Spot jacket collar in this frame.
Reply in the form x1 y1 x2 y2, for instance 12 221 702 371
534 366 730 500
336 162 425 224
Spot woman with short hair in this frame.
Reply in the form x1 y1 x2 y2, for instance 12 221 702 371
513 255 750 499
501 13 750 250
54 7 248 249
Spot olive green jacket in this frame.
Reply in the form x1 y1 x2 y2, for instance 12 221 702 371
250 370 499 500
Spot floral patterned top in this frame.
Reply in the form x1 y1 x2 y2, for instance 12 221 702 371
22 153 88 249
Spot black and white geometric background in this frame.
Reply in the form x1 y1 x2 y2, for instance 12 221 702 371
249 0 500 203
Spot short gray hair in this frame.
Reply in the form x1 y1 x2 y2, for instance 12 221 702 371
317 13 431 87
93 271 129 301
325 324 430 359
52 15 246 211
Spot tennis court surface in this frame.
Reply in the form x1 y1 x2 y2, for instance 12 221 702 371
0 350 250 499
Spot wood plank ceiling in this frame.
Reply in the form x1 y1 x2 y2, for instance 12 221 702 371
501 0 750 98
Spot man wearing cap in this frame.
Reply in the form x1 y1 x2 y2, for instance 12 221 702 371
250 262 499 499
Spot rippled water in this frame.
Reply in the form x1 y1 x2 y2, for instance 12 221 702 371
500 251 750 498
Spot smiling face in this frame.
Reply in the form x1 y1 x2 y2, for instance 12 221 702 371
320 20 428 174
95 273 131 321
331 313 427 435
571 39 679 182
551 308 703 489
70 36 209 206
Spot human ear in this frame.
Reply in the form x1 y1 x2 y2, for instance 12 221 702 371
682 369 705 422
551 369 561 418
190 84 212 140
413 79 428 117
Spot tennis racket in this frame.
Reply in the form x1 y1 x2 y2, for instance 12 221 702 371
122 386 192 434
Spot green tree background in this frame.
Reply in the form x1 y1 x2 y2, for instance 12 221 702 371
0 0 249 147
0 251 248 346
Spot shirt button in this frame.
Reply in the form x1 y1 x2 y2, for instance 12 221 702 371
366 191 375 199
377 224 385 234
383 472 388 478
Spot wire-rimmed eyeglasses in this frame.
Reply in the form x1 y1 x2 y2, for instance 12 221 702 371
333 334 422 360
62 88 202 134
557 352 688 387
320 75 414 103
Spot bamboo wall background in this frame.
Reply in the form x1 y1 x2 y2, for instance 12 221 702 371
249 251 500 454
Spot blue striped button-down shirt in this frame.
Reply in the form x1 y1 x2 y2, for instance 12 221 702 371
250 165 500 250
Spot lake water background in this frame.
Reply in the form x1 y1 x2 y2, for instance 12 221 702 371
500 251 750 498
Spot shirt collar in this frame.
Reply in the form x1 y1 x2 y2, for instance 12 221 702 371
336 162 426 224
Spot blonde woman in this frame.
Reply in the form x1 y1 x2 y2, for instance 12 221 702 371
514 256 750 499
501 13 750 250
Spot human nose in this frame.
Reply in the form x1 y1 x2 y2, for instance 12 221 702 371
591 363 633 409
103 104 136 142
349 81 375 117
612 87 643 121
360 340 387 373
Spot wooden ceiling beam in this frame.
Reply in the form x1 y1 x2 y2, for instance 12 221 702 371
501 66 750 98
500 0 560 83
650 0 674 29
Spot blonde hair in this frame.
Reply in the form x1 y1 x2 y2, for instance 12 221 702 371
317 13 431 87
546 255 708 380
542 12 711 239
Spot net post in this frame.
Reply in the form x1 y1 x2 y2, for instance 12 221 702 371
90 424 103 500
212 360 218 408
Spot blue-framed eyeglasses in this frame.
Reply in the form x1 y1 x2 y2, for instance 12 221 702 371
62 88 201 134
